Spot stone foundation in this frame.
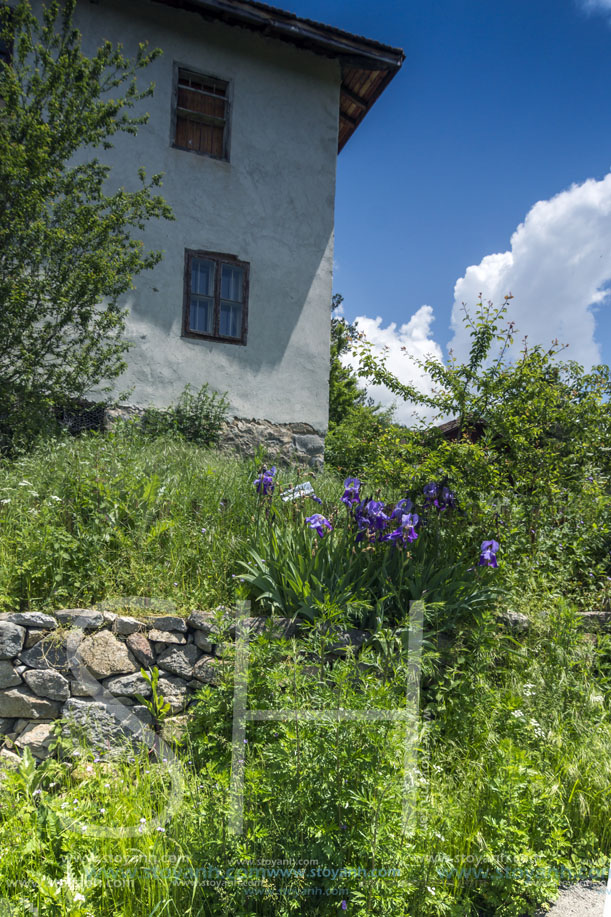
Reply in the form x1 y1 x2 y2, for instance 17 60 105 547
105 406 325 468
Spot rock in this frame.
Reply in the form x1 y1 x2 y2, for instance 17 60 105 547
156 676 189 713
15 722 55 759
187 610 222 636
0 661 22 689
24 629 47 649
70 676 103 698
161 715 189 744
148 629 186 645
499 611 530 632
0 623 26 660
0 612 58 629
131 705 154 727
324 628 370 655
77 631 138 679
192 657 221 685
193 631 214 652
0 748 21 768
56 608 104 630
0 687 61 719
23 668 70 701
578 611 611 629
62 698 151 746
0 718 15 735
126 633 155 667
19 632 81 674
102 610 117 625
227 616 299 640
104 673 151 698
147 616 187 633
292 433 325 458
112 615 143 636
157 645 201 679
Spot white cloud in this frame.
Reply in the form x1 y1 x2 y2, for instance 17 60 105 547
347 306 444 425
579 0 611 12
450 172 611 366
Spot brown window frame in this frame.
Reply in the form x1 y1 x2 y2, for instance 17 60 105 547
182 249 249 346
171 64 231 161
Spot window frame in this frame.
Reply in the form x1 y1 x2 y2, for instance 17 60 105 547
171 63 231 162
182 248 249 346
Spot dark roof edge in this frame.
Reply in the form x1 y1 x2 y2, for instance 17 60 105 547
149 0 405 70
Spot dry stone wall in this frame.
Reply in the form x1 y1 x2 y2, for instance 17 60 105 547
0 608 238 761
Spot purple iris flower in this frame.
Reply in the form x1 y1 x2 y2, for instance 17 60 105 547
254 466 277 496
363 500 389 531
479 539 499 567
383 512 419 546
305 513 333 537
390 497 413 520
310 495 323 505
341 477 361 507
441 486 456 509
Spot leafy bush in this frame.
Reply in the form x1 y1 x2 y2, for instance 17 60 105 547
140 383 229 445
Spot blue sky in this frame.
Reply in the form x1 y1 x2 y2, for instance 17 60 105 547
283 0 611 419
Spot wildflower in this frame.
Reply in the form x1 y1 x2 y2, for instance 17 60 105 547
156 825 165 832
341 901 347 910
390 497 413 520
99 808 106 814
254 466 277 496
383 512 419 546
305 513 332 537
478 540 499 568
423 482 439 506
310 495 323 505
74 893 86 902
341 477 361 507
201 527 207 533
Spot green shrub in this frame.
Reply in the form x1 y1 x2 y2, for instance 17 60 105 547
140 383 229 445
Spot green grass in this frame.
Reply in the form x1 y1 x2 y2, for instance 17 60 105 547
0 430 610 916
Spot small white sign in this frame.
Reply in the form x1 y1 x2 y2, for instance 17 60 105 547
281 481 315 502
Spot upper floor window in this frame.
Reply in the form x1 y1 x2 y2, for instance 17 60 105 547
172 67 229 160
182 249 248 345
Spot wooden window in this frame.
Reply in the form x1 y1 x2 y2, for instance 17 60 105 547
182 249 249 345
173 67 229 160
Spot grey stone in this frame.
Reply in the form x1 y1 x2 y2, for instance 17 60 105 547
0 661 21 689
102 610 117 625
126 633 155 667
0 718 15 735
77 631 138 679
499 611 530 632
15 722 55 759
157 644 201 679
228 616 299 640
156 676 189 713
112 615 143 636
61 698 151 746
325 628 370 655
23 668 70 701
19 633 80 673
578 611 611 629
292 433 325 457
148 629 186 645
0 748 21 768
131 705 154 727
187 610 222 636
146 616 187 633
56 608 104 630
104 673 151 698
193 630 213 652
0 612 58 629
70 676 103 698
192 657 221 685
161 714 188 744
0 623 26 660
0 687 61 719
24 629 47 649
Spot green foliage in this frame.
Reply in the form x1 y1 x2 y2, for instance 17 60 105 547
134 666 172 729
328 294 369 426
0 0 173 446
140 383 229 445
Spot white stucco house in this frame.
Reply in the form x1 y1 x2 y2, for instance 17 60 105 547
59 0 404 460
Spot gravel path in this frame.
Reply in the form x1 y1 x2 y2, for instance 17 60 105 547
536 882 609 917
